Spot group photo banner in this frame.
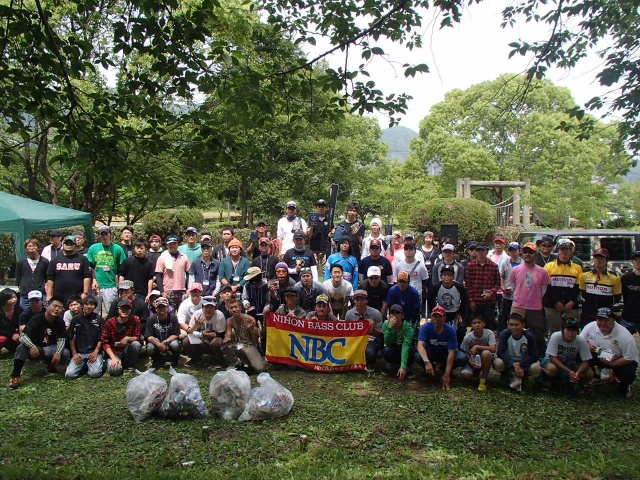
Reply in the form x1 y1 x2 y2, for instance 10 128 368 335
265 312 369 372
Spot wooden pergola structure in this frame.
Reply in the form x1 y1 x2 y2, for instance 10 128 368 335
456 178 531 228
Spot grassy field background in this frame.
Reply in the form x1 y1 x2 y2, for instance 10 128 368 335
0 356 638 480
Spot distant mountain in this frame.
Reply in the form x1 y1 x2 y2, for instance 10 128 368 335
626 162 640 181
381 126 418 161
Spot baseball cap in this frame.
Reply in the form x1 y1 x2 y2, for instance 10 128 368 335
494 236 506 244
50 229 63 237
561 317 580 330
72 230 85 237
98 225 111 234
397 271 409 282
403 233 414 240
522 242 537 251
508 242 520 250
475 242 489 250
440 265 455 275
63 235 77 244
166 235 179 243
431 305 446 316
219 284 233 292
370 239 382 248
593 248 609 258
258 237 271 245
155 297 169 307
117 299 132 309
293 229 306 239
389 304 404 314
201 241 212 248
256 219 268 226
228 238 243 248
202 296 217 307
315 294 329 304
466 241 477 250
149 234 161 242
28 290 43 300
118 280 134 290
537 236 554 245
367 266 381 277
286 200 297 208
284 286 298 296
149 290 161 298
556 239 574 249
632 251 640 259
353 289 368 299
403 242 416 250
189 282 203 292
185 226 198 234
596 307 613 318
441 243 455 252
299 267 312 276
316 199 327 206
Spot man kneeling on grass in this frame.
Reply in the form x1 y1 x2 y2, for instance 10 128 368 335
223 298 265 373
102 299 142 376
415 305 468 390
65 296 104 379
540 317 593 395
382 304 415 380
493 312 541 391
8 296 70 389
459 313 496 392
145 297 181 369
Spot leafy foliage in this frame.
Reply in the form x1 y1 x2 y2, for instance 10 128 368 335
407 197 496 243
142 208 205 239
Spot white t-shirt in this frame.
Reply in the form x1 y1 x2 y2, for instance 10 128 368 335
188 308 226 333
460 329 496 353
277 216 309 255
545 331 592 365
177 297 203 326
322 279 354 316
580 321 639 363
394 259 428 296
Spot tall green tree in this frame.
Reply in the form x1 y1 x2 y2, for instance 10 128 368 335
413 74 632 227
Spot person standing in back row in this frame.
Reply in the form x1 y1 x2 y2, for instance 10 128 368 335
333 202 365 263
277 201 308 259
87 226 127 313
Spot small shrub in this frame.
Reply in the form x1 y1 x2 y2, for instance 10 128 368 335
407 197 495 244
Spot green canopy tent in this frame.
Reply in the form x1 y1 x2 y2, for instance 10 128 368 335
0 191 94 261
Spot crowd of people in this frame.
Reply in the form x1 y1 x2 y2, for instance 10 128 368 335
1 200 638 398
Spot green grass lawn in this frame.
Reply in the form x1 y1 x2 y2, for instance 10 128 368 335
0 356 638 480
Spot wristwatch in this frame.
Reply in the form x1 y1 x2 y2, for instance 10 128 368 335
424 359 430 365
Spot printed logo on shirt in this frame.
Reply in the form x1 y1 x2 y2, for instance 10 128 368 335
549 276 577 287
584 283 614 296
519 343 528 355
56 263 81 271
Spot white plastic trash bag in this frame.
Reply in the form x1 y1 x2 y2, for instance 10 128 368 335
238 373 294 421
126 369 168 422
160 367 209 418
209 367 252 421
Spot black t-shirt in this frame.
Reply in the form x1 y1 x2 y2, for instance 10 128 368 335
309 216 332 254
145 313 180 341
252 255 279 280
120 243 134 258
282 247 318 283
359 256 393 282
622 271 640 323
46 253 92 303
335 220 365 261
119 255 155 297
23 312 66 348
361 279 389 312
107 296 149 324
68 313 103 353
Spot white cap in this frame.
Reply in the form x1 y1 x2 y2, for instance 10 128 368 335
367 266 382 277
442 244 455 251
370 217 382 228
28 290 43 300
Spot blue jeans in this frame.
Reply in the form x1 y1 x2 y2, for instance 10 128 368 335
14 344 70 363
382 345 415 368
65 353 104 378
414 349 468 369
147 340 181 365
106 341 142 376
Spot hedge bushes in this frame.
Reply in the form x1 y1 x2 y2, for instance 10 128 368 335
407 197 495 244
142 209 205 241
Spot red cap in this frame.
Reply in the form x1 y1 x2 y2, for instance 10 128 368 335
431 306 446 316
149 234 161 242
494 237 506 244
593 248 609 258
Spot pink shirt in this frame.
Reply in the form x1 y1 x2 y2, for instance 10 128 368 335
155 252 191 291
510 263 550 310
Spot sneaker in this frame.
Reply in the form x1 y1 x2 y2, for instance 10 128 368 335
406 368 416 379
185 358 202 367
8 376 21 389
620 385 633 398
366 367 375 375
478 378 487 392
